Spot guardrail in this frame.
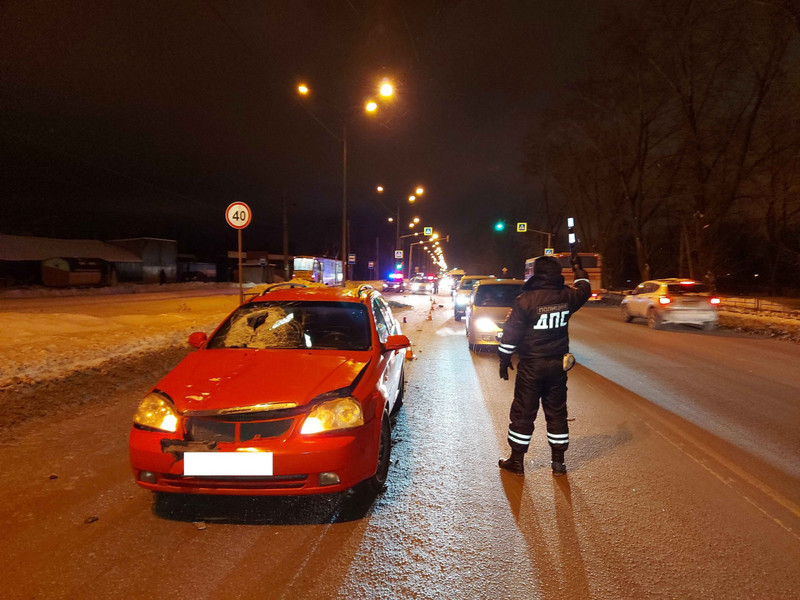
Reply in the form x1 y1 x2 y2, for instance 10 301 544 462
720 297 800 315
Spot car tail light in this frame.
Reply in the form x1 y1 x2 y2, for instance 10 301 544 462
591 292 598 298
658 296 672 305
710 297 721 305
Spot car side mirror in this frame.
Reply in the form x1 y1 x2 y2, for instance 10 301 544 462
383 334 411 351
188 332 207 348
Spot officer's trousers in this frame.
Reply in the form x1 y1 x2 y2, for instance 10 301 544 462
506 356 569 459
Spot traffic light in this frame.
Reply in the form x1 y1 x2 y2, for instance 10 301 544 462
494 220 506 232
396 262 403 271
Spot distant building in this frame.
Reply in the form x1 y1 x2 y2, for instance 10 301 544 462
0 233 142 287
107 238 178 284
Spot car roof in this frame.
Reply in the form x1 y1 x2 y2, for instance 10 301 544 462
247 283 376 305
473 278 525 286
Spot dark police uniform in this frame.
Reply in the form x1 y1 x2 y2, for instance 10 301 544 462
498 257 591 474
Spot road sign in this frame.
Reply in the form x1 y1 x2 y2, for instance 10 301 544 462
517 222 527 232
394 250 404 259
368 261 374 269
348 254 356 265
545 248 554 255
423 226 433 236
259 257 266 266
226 202 252 229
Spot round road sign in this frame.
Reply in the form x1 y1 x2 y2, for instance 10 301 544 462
226 202 252 229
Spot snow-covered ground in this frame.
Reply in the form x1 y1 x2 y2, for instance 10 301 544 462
0 283 244 389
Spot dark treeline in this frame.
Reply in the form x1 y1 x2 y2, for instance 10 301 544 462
524 0 800 294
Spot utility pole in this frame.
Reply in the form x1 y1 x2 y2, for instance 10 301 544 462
282 195 290 281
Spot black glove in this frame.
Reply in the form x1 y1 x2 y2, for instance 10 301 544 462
569 253 583 270
499 354 514 380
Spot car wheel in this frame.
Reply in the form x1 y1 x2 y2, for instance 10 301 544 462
621 305 633 323
647 308 661 330
355 413 391 498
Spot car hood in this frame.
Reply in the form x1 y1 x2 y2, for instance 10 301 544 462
157 349 370 413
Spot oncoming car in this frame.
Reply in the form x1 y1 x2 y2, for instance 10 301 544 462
129 283 410 498
465 279 524 351
454 275 493 321
408 275 434 294
621 278 720 330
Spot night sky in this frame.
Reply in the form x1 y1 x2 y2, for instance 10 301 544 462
1 1 598 276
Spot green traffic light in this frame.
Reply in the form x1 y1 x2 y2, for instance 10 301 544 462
494 220 505 231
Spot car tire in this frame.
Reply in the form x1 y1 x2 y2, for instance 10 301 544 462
647 308 662 330
355 413 391 498
621 305 633 323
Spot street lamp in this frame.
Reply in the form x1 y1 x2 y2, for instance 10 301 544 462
376 184 424 272
296 79 394 284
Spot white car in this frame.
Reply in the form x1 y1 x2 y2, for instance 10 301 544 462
408 275 434 294
621 278 720 330
465 279 524 351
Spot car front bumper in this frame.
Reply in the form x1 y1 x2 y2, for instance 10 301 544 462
129 421 377 496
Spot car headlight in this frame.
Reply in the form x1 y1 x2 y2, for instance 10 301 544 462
475 317 498 332
411 283 420 290
300 396 364 434
456 295 468 306
133 392 179 433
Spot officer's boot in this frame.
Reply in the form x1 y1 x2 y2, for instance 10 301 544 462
551 449 567 477
498 450 525 475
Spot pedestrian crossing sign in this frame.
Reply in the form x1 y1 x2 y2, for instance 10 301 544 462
545 248 554 255
424 227 433 236
517 222 527 232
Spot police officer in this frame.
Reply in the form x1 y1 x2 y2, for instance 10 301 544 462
497 255 591 476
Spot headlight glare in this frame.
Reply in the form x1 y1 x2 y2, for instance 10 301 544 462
301 396 364 434
456 296 468 306
133 393 179 433
475 317 498 332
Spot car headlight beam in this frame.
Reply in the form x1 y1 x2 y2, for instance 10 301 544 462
133 392 179 433
301 396 364 434
475 317 498 332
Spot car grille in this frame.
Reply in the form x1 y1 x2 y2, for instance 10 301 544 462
187 416 294 443
161 473 309 490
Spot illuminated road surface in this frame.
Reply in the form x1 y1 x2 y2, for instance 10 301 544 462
0 291 798 599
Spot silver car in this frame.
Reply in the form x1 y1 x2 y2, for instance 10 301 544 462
454 275 493 321
621 278 720 330
465 279 524 350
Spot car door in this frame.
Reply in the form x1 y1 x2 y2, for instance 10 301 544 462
628 282 647 316
372 296 402 408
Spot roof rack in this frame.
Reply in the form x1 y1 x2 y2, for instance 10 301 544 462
262 282 310 292
356 284 374 297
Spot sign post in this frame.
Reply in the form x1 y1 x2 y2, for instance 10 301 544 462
226 202 252 304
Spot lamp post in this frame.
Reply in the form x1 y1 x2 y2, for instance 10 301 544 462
297 79 394 284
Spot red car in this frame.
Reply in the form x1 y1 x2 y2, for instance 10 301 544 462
129 283 410 497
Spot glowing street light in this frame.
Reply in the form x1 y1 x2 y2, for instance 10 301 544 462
296 78 396 283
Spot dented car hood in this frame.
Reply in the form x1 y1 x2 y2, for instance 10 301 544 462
156 349 371 413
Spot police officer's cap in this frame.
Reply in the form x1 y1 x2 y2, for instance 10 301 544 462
533 256 562 276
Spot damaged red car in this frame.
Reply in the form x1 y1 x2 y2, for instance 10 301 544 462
129 283 410 497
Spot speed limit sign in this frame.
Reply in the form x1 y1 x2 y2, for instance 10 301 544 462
226 202 252 229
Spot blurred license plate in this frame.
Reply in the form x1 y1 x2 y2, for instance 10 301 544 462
184 452 273 476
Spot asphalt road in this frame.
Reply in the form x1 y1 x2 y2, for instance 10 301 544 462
0 291 797 599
